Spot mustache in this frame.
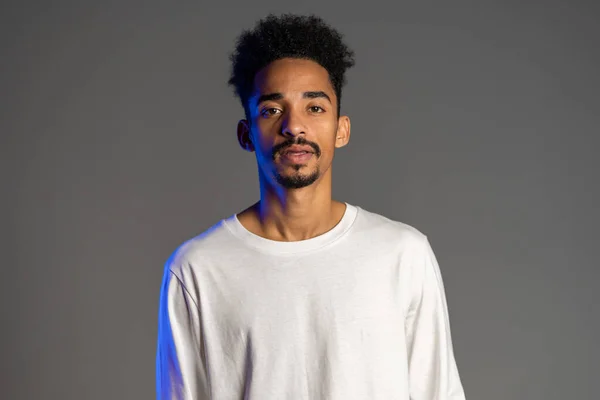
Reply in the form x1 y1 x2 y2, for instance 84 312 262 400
271 138 321 160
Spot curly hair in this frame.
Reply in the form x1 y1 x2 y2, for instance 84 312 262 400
228 13 355 117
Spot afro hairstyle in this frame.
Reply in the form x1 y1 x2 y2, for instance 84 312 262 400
228 13 355 118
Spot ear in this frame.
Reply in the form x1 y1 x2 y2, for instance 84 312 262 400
334 115 351 148
237 119 255 152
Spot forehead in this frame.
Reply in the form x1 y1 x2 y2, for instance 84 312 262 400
251 58 335 98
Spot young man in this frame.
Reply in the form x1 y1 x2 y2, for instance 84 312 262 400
156 14 466 400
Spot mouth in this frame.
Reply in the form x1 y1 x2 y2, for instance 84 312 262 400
280 150 314 164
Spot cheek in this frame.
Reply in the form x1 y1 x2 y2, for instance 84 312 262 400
251 124 276 151
319 121 339 147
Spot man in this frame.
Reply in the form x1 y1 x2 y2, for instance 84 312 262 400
156 13 466 400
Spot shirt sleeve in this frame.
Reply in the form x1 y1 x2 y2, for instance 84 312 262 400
156 268 210 400
404 236 466 400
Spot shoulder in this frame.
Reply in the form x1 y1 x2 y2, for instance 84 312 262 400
353 204 428 250
162 218 235 280
352 205 440 280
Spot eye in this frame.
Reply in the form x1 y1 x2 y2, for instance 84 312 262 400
260 108 281 117
309 105 325 113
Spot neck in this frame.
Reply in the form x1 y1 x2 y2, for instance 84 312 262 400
238 169 346 242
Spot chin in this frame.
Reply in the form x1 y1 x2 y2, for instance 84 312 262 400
274 168 320 189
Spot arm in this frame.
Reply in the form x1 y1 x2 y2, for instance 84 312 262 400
156 268 210 399
405 236 466 400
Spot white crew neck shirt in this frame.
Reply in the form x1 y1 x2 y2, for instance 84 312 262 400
156 203 466 399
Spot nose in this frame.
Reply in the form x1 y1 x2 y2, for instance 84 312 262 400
280 109 306 138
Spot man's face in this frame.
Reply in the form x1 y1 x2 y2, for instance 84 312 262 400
239 58 349 189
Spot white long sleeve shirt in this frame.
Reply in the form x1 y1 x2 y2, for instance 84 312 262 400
156 203 466 399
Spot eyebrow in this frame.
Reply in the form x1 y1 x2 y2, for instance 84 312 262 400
304 91 331 103
256 91 332 105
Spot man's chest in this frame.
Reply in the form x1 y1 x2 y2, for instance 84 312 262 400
197 252 410 339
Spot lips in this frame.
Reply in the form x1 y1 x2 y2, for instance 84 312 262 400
280 149 314 164
281 145 314 155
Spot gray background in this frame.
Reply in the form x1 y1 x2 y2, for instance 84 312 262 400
2 0 599 399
